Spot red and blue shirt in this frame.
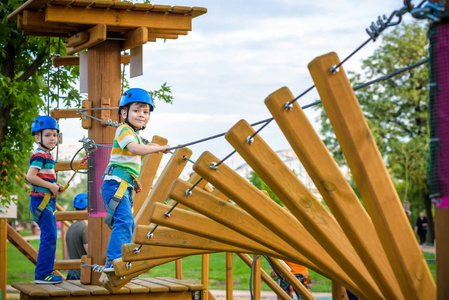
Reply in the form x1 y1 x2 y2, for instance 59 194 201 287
29 148 56 198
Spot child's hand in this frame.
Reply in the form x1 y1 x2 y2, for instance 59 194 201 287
49 183 61 196
56 183 65 194
160 145 171 154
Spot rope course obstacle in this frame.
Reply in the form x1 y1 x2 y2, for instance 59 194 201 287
3 0 448 299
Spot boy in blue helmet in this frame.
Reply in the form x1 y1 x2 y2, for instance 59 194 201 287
26 116 65 284
102 88 170 272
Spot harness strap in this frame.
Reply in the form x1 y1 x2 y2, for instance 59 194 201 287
104 180 129 229
33 193 52 222
31 184 52 194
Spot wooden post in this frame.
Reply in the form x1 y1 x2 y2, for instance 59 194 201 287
252 254 261 300
202 254 209 300
87 40 121 285
0 219 7 300
225 252 233 300
175 259 183 280
332 281 349 300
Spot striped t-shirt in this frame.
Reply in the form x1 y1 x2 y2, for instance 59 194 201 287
105 124 143 180
29 148 56 198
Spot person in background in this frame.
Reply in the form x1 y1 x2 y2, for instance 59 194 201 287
271 261 310 300
415 211 428 248
66 193 88 280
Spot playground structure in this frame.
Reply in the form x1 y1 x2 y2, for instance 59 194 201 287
2 0 449 300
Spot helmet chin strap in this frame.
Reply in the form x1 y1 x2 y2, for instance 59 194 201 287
39 131 56 152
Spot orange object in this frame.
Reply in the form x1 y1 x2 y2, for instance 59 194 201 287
285 261 308 276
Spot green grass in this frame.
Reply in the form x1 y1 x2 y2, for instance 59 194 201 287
6 231 437 293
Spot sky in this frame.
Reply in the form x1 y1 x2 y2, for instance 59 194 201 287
58 0 412 172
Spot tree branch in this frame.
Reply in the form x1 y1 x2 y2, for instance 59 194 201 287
17 53 46 82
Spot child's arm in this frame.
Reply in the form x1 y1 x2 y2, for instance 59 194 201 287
126 142 170 156
26 167 62 196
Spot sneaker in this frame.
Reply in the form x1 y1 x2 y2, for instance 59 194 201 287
103 260 114 273
35 274 63 284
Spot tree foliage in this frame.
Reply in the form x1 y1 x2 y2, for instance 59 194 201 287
317 21 433 239
1 0 80 203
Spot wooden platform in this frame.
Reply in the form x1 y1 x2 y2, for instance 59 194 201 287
12 278 205 299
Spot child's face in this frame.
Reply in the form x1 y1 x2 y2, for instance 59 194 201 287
122 102 150 129
35 129 58 149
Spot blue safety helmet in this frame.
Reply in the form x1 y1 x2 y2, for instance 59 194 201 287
73 193 88 210
31 116 59 136
118 88 154 115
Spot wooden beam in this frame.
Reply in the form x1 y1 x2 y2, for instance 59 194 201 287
54 160 88 172
21 10 82 34
265 86 402 299
66 24 107 55
308 52 435 300
55 211 88 221
112 257 181 277
45 6 193 31
122 27 148 51
122 243 213 262
148 33 178 40
224 120 382 298
54 259 81 270
7 224 37 264
133 225 251 253
135 147 192 225
253 254 261 300
52 54 130 67
0 219 6 300
51 108 79 119
225 253 233 300
168 179 323 273
66 31 89 47
192 152 367 298
132 136 168 218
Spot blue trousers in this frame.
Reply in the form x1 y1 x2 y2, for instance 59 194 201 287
30 195 57 278
102 180 134 260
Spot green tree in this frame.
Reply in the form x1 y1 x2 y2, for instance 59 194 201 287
1 0 81 203
317 21 434 242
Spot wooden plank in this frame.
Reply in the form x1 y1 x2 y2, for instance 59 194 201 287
131 278 170 292
56 281 91 296
237 253 291 300
124 282 150 293
122 27 148 51
148 33 178 40
66 31 89 47
111 1 134 10
332 281 349 300
7 0 52 21
11 282 49 297
71 0 94 7
150 5 172 13
156 277 205 290
148 203 296 262
46 6 193 31
90 0 114 8
131 3 153 11
22 10 82 33
54 160 88 172
81 99 92 129
168 179 323 275
69 280 110 295
192 152 367 298
133 136 168 218
135 147 192 225
7 224 37 264
33 283 71 296
308 52 435 300
55 210 88 221
122 243 213 262
54 259 81 270
99 272 132 293
265 86 402 299
145 278 189 292
133 225 251 253
112 257 181 277
192 7 208 18
171 6 193 14
52 54 130 67
0 219 6 300
224 121 382 298
80 255 92 284
67 24 107 55
51 108 79 119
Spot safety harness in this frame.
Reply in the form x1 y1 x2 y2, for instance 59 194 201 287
31 190 53 222
103 166 141 229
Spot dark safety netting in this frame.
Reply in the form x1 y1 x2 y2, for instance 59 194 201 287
428 21 449 208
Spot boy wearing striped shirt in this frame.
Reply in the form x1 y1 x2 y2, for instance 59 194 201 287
26 116 65 284
102 88 170 272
